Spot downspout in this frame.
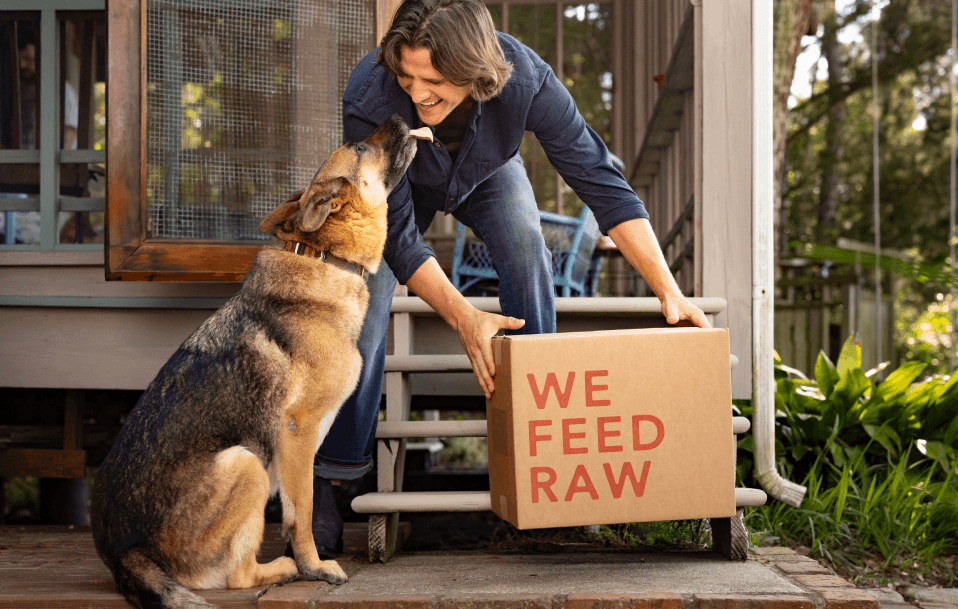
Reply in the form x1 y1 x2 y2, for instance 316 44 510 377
752 0 806 507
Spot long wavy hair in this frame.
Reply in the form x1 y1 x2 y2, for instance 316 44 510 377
377 0 513 102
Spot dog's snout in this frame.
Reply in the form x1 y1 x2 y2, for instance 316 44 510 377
366 114 410 145
359 115 417 193
384 113 409 134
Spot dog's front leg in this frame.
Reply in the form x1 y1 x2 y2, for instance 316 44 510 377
278 410 348 585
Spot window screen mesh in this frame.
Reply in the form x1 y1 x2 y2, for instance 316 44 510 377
146 0 374 241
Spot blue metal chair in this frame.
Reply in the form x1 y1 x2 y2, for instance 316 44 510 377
451 205 604 297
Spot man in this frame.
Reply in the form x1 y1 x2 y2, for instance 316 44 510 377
1 27 79 246
17 30 78 151
307 0 710 557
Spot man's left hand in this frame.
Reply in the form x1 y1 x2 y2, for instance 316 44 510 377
660 292 711 328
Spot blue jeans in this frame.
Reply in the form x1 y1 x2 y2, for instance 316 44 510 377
314 154 556 480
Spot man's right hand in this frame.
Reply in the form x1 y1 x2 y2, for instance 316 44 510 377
456 308 524 398
405 257 524 399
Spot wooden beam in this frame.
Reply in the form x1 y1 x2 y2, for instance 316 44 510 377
105 0 144 275
711 508 749 560
376 0 403 42
0 448 86 478
353 491 493 514
63 390 83 451
354 488 766 514
376 420 488 439
0 426 63 446
629 3 695 185
384 355 473 372
376 417 748 439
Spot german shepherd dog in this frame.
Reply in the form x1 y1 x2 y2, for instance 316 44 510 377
91 115 427 609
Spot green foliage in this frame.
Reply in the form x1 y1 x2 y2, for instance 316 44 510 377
589 520 712 550
899 294 956 375
432 412 490 469
4 477 39 510
783 1 955 258
487 3 612 216
746 448 958 579
779 0 956 375
741 338 958 579
738 337 958 487
436 436 489 469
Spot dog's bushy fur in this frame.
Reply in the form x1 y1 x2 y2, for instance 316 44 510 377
91 115 417 609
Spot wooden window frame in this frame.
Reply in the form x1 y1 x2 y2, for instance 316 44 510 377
105 0 400 281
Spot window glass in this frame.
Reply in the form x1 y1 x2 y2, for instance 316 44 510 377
58 12 107 245
1 15 42 245
0 11 106 247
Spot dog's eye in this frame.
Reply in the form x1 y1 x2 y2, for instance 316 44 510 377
355 144 366 154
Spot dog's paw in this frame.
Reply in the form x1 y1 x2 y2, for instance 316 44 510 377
299 559 348 585
274 557 299 585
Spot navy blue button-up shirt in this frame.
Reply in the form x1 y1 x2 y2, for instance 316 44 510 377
342 32 649 284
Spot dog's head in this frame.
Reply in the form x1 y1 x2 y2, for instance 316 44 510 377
259 114 420 272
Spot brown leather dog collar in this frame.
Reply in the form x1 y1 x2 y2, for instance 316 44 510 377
283 241 366 279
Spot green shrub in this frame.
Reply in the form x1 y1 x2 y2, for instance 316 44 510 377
740 337 958 580
746 447 957 580
737 337 958 488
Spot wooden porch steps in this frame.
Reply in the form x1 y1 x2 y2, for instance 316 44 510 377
365 296 760 563
384 353 739 374
352 487 767 514
375 416 752 440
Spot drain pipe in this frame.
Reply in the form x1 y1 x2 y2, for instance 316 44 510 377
752 0 806 508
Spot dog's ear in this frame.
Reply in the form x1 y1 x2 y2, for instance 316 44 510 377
297 177 346 232
259 190 304 236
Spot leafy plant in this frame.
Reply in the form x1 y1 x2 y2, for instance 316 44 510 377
741 338 958 583
589 520 712 550
746 447 957 582
738 336 958 488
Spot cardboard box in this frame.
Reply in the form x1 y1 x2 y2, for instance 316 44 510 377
487 327 735 529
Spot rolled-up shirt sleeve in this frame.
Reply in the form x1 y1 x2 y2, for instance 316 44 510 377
525 65 649 234
343 105 435 284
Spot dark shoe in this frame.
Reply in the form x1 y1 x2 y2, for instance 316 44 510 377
311 476 344 559
283 476 344 560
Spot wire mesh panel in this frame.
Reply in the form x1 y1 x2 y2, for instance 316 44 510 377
145 0 374 241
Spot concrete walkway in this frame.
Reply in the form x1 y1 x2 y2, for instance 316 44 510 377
257 546 881 609
1 524 950 609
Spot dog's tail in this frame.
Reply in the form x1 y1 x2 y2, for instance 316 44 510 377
112 548 215 609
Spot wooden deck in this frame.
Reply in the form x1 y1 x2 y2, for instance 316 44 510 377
0 523 394 608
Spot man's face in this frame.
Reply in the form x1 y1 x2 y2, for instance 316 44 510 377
396 45 471 126
19 43 36 83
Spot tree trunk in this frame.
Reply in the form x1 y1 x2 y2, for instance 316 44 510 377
818 1 844 240
773 0 816 260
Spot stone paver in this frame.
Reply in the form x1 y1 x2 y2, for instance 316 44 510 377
292 553 804 598
912 603 958 609
698 594 817 609
817 588 882 609
903 589 958 606
749 548 799 557
791 574 856 589
564 593 685 609
860 589 907 604
773 561 833 575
